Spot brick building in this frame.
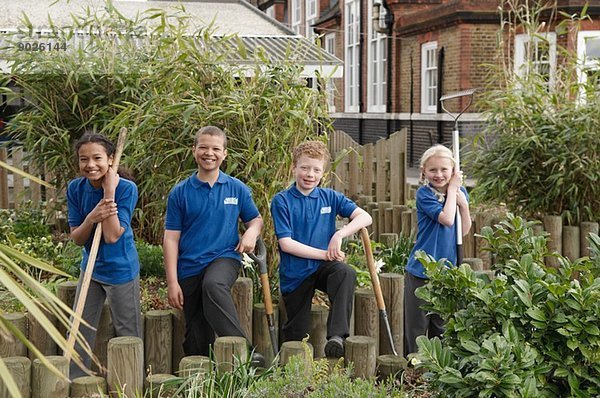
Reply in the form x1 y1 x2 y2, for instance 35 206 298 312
254 0 600 165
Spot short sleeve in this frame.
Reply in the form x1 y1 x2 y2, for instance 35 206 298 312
165 186 183 231
67 180 84 227
115 181 137 229
417 186 444 221
271 194 292 239
335 191 358 218
239 183 260 224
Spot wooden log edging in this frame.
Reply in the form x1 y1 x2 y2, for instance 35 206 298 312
279 341 313 371
232 277 253 340
354 289 379 352
379 273 404 357
144 310 173 375
1 312 28 358
309 305 328 358
145 373 178 398
70 375 107 398
107 336 144 398
178 355 211 378
0 356 31 398
252 303 279 365
345 336 377 379
32 356 69 398
214 336 247 374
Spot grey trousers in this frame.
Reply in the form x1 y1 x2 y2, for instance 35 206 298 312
179 257 249 356
69 276 142 379
404 272 444 355
281 261 356 342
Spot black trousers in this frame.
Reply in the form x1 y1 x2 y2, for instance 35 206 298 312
282 261 356 342
404 272 444 355
179 257 248 356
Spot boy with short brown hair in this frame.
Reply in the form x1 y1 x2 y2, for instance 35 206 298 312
271 140 372 358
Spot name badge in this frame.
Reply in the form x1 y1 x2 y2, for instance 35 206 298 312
320 206 331 214
224 197 238 205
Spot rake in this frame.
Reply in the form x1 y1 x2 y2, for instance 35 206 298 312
439 89 475 266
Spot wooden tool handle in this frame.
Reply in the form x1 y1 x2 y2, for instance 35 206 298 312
65 128 128 362
359 228 386 310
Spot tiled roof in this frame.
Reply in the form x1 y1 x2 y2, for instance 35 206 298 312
0 0 342 76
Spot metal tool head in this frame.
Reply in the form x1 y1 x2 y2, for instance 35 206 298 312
440 88 476 125
439 88 476 102
247 237 268 274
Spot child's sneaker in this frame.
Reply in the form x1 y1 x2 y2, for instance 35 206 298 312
250 351 265 368
324 336 344 358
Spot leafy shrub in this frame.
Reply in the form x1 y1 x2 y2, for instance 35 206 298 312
466 3 600 225
379 234 413 274
414 214 600 397
136 240 164 278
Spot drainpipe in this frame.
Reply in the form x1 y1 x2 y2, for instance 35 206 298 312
409 51 414 167
372 1 394 138
358 0 364 144
436 46 444 143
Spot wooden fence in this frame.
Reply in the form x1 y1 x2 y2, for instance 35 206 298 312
0 147 59 210
328 128 408 206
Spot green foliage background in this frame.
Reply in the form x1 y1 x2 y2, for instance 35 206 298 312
1 2 333 275
466 2 600 225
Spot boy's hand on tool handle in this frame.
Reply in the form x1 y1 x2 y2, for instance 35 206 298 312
168 281 184 310
326 232 346 262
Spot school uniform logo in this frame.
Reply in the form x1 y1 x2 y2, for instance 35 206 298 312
224 197 239 205
320 206 331 214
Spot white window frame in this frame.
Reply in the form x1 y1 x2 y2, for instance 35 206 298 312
514 32 557 87
420 41 438 114
367 0 387 113
324 33 336 112
305 0 318 38
291 0 302 35
577 30 600 92
344 0 360 113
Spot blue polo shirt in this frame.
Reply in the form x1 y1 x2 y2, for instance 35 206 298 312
405 184 469 279
271 184 357 294
165 171 260 280
67 177 140 285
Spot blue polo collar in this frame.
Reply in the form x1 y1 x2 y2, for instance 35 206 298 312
190 170 228 188
289 183 319 198
84 178 102 192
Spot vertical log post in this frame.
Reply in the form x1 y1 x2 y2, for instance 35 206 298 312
345 336 377 379
376 354 407 381
70 376 108 398
279 341 313 369
0 148 9 208
562 226 580 261
379 273 403 357
231 277 253 340
401 210 412 238
171 308 186 374
178 355 211 378
309 305 328 358
27 309 57 359
145 374 178 398
92 302 115 376
354 289 379 352
1 312 28 357
214 336 248 374
379 233 398 248
580 222 599 258
378 201 393 234
56 281 78 339
543 215 562 268
32 356 69 398
145 310 173 375
463 258 483 271
0 356 31 398
252 303 279 365
107 336 144 398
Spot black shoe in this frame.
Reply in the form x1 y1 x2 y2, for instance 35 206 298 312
250 351 265 368
324 336 344 358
